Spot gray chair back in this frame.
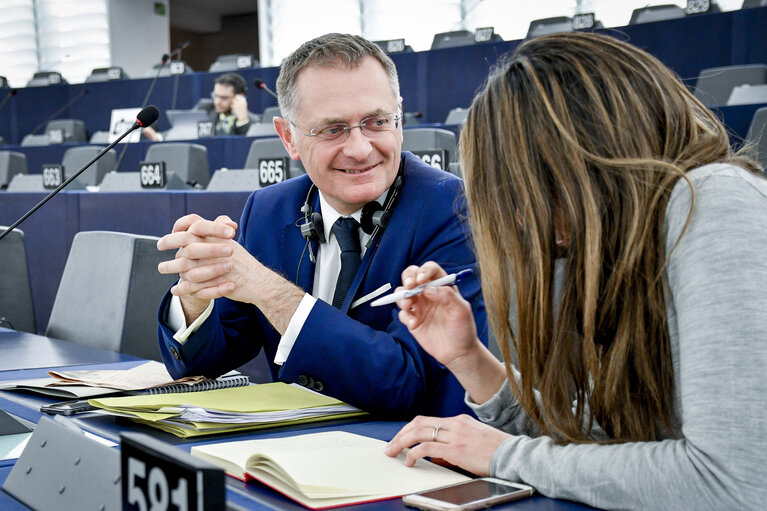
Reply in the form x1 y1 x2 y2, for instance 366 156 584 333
46 119 87 143
98 171 189 191
0 151 28 189
526 16 573 38
62 146 117 186
402 128 457 170
629 4 685 24
444 107 469 125
7 174 85 192
45 231 178 360
208 54 258 72
206 169 263 191
243 137 304 174
431 30 474 49
261 106 281 122
0 227 36 333
693 64 767 106
726 84 767 105
144 143 210 188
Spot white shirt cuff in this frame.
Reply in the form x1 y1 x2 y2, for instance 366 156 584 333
274 293 316 365
168 295 214 344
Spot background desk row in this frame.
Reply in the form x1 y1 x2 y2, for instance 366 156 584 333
3 7 767 146
0 329 595 510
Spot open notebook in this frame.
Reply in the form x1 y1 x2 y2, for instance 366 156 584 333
191 431 470 509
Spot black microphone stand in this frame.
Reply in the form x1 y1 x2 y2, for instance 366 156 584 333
0 117 147 241
0 89 17 113
113 56 167 172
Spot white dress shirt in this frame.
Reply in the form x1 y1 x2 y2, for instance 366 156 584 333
167 189 382 365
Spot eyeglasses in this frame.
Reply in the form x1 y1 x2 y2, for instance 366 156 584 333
291 113 401 142
210 93 234 101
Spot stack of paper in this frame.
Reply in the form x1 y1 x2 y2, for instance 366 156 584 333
0 361 210 399
89 383 367 437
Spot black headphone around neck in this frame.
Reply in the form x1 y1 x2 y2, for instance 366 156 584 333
296 156 405 270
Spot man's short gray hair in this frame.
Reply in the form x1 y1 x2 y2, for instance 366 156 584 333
276 33 400 122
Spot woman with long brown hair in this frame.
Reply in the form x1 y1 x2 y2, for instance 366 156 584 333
385 32 767 509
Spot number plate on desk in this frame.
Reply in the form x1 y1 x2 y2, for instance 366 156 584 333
258 157 288 187
413 149 446 170
140 161 166 188
121 432 225 511
42 164 63 189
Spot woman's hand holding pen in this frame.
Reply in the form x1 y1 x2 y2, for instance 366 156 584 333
396 262 507 406
396 262 482 371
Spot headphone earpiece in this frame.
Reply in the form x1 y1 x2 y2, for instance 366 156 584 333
300 211 325 244
360 201 392 235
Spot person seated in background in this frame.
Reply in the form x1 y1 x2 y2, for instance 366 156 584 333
155 33 487 418
143 72 257 140
385 32 767 509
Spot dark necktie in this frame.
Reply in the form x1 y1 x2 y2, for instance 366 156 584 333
332 217 361 308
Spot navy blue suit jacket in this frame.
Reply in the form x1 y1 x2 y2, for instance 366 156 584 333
158 152 487 418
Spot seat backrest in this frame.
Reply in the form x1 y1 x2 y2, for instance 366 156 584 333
0 227 36 333
97 171 189 191
746 107 767 170
206 169 263 191
727 84 767 105
244 136 304 177
6 173 85 192
629 4 686 24
20 134 50 147
402 128 457 170
208 54 258 72
62 146 117 185
444 107 469 125
527 16 573 38
694 64 767 106
45 231 178 360
144 143 210 187
261 106 281 122
86 66 128 82
243 137 289 168
46 119 87 143
431 30 475 49
26 71 67 87
0 151 28 189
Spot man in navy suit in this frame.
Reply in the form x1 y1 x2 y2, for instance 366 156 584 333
156 33 486 418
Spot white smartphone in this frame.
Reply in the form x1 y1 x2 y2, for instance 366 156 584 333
402 478 534 511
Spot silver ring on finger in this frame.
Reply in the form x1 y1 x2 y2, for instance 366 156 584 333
432 424 441 442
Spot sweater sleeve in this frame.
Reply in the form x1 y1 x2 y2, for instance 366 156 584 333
486 165 767 510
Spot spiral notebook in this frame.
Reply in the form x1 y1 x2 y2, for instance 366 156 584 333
141 374 249 395
0 361 249 399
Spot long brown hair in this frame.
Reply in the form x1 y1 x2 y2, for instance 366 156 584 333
461 32 759 443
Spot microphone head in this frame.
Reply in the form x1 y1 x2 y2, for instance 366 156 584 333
161 54 170 64
9 89 17 96
254 79 265 89
136 105 160 127
82 89 89 95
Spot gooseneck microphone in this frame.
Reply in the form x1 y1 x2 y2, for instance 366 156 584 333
27 88 89 135
254 79 279 101
0 106 160 242
142 54 169 108
0 89 17 113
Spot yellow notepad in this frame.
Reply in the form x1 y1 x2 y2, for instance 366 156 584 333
89 383 367 438
191 431 470 509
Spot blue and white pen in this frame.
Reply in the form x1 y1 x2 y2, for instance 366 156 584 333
370 269 474 307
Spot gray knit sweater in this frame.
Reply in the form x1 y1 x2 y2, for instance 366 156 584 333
469 163 767 510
